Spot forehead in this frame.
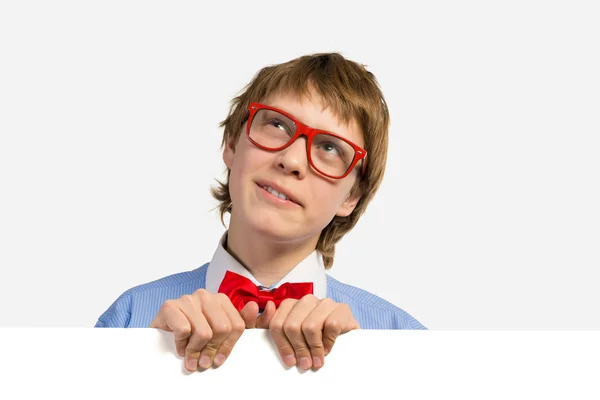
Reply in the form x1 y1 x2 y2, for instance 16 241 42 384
261 90 364 147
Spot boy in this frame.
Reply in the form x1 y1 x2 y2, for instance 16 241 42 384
95 52 426 372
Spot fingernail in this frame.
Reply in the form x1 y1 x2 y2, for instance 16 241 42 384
186 358 197 371
213 354 226 367
283 355 296 367
199 356 211 369
324 348 330 356
312 356 323 368
299 356 311 370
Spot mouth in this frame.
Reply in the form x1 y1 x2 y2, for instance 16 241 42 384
255 182 301 206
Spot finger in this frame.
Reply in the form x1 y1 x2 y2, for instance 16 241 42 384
212 294 247 368
255 300 276 329
282 295 320 370
301 298 339 369
197 295 235 369
322 304 354 357
177 295 213 372
347 316 360 331
268 299 298 367
239 301 260 329
150 300 192 358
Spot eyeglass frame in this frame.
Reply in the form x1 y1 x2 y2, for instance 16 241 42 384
245 102 368 179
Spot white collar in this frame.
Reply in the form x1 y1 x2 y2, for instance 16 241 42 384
205 232 327 298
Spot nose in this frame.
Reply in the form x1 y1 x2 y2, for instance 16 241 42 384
274 135 309 179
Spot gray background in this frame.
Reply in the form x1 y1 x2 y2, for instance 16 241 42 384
1 0 598 329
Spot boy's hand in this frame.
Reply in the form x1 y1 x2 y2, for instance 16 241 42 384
150 289 256 371
244 295 359 370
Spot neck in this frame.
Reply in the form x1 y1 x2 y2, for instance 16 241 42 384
225 216 320 287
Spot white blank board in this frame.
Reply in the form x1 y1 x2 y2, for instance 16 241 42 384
0 329 598 399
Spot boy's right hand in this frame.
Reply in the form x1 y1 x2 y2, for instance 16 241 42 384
150 289 258 372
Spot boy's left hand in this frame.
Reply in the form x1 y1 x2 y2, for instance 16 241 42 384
241 295 359 370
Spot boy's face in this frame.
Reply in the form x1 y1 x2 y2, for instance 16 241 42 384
223 91 363 245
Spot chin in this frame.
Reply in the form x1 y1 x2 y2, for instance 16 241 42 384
248 215 298 241
245 212 319 244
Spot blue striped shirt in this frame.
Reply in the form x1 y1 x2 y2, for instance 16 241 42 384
95 263 426 329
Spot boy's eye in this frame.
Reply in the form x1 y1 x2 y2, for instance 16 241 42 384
268 119 292 135
268 119 284 129
319 142 342 156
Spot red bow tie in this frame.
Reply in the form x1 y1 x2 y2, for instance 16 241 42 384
218 270 314 312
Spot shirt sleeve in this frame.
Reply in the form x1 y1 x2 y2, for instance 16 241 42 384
94 292 133 328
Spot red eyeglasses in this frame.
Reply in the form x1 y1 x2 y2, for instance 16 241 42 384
245 102 367 179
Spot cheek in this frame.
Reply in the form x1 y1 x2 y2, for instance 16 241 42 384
228 147 270 198
310 180 351 214
235 141 270 170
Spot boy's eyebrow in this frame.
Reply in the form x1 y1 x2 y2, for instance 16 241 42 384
262 86 356 124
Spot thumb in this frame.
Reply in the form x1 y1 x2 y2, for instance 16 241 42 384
240 301 260 328
255 301 276 329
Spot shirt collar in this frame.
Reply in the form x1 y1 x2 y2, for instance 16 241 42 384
205 232 327 298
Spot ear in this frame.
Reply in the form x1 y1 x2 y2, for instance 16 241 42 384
222 138 236 169
335 191 362 218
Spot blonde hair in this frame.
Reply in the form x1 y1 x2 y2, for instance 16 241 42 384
211 53 389 268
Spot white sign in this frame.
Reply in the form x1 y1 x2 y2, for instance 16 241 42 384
0 329 598 399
